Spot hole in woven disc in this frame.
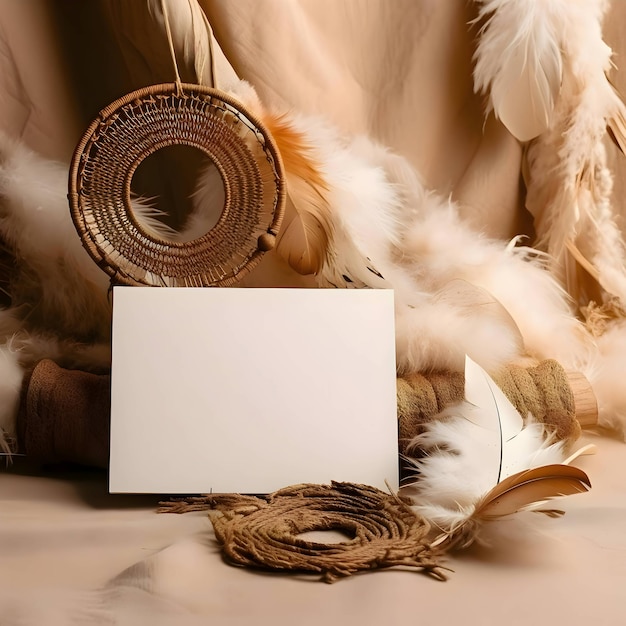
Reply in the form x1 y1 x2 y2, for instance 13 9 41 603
296 529 356 544
130 144 225 242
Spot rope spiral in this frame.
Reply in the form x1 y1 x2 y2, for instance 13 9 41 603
160 482 446 583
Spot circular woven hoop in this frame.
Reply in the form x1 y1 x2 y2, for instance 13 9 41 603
69 83 285 287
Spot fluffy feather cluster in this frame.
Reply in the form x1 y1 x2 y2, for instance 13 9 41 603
1 71 621 443
0 135 113 450
402 356 592 547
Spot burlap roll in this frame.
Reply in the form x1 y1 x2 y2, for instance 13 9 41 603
397 359 596 455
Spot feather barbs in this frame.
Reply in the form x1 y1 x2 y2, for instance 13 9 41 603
261 113 334 275
473 0 565 141
473 463 590 521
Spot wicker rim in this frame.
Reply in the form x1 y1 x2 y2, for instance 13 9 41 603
68 83 286 287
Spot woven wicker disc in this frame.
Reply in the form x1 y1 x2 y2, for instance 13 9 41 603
69 83 285 287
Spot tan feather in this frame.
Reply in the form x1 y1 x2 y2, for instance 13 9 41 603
474 464 591 520
262 114 334 275
430 464 590 549
148 0 214 85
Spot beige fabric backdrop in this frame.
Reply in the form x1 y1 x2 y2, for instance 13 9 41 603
3 0 625 259
0 0 79 159
2 1 625 235
200 0 528 240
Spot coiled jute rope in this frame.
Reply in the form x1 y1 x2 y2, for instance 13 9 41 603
159 482 447 583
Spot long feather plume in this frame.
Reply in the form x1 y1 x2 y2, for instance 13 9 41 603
473 0 626 309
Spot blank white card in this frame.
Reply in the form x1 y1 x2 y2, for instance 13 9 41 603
109 287 398 493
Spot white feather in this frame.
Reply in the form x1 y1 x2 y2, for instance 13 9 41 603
392 281 524 374
464 355 523 481
0 133 111 342
129 196 180 241
266 112 528 373
473 0 566 141
245 95 596 376
489 0 626 309
405 408 566 532
473 0 626 308
584 318 626 437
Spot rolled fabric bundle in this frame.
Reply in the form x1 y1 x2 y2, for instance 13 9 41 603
398 359 597 456
17 359 110 468
15 358 597 470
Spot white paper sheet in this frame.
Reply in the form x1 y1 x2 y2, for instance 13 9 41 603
109 287 398 494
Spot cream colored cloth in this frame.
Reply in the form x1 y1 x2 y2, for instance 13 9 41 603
1 435 625 625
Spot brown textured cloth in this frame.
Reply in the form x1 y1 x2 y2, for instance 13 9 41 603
17 359 111 468
397 370 465 451
494 361 582 444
